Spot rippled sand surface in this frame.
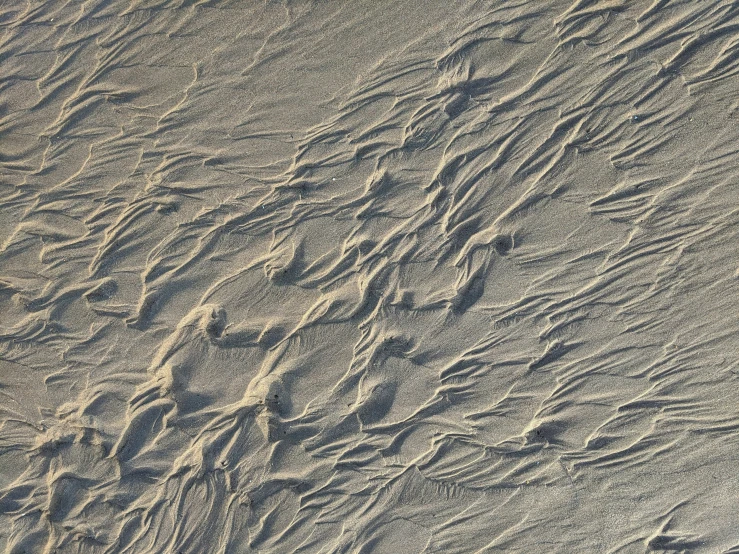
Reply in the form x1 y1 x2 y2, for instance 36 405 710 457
1 1 739 552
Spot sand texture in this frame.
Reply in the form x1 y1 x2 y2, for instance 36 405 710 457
1 0 739 552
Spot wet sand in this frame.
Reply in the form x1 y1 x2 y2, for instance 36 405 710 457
1 1 739 552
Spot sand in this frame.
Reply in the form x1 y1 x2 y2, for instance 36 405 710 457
1 0 738 552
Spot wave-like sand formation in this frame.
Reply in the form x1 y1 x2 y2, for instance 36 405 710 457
1 0 739 552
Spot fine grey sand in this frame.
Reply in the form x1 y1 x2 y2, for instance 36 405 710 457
1 1 739 552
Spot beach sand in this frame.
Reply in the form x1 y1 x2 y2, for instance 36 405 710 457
1 0 739 552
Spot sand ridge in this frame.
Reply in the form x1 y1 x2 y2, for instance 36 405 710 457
1 0 739 552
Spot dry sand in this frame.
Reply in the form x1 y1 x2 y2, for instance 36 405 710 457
1 0 739 552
